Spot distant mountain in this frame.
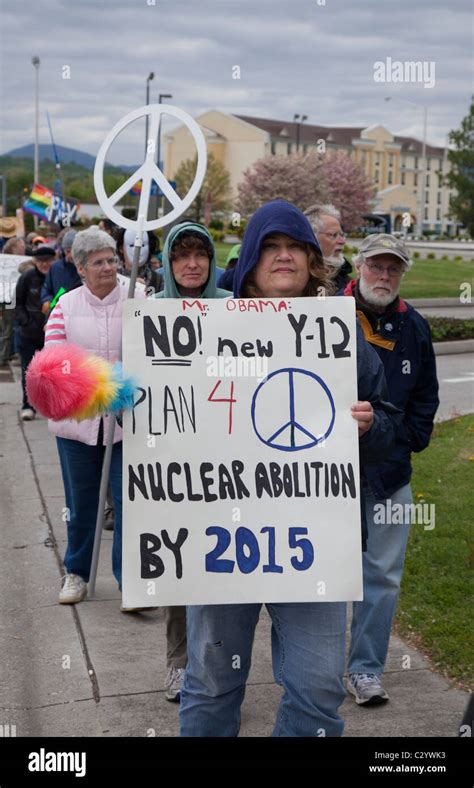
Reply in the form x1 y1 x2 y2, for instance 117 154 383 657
2 144 131 172
5 144 97 169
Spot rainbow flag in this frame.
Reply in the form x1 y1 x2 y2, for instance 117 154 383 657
23 184 54 219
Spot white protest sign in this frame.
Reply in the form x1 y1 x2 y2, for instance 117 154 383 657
94 104 207 232
0 255 32 305
122 296 362 606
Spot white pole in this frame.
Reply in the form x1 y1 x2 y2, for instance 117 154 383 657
88 216 145 597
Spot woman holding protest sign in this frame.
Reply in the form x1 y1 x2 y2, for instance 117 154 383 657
179 199 399 737
153 220 231 702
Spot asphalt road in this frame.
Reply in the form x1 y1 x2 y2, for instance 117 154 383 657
435 352 474 421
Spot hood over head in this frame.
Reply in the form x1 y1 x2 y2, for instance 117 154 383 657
160 221 219 298
233 200 322 297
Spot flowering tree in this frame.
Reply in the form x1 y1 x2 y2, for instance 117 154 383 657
321 150 374 231
237 150 373 231
237 153 326 216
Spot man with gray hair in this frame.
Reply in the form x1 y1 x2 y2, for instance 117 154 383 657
41 229 81 314
304 203 352 290
342 233 439 706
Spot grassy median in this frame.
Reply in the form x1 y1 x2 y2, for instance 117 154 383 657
215 242 474 300
395 414 474 688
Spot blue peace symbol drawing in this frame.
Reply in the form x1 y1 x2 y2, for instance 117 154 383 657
251 367 335 451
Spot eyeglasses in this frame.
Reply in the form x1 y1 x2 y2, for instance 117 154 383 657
319 231 346 240
87 255 120 269
363 260 404 278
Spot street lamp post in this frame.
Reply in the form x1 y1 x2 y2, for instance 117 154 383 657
154 93 173 229
157 93 173 170
293 113 308 153
31 56 40 229
385 96 428 237
144 72 155 156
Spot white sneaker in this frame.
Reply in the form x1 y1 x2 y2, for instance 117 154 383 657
347 673 389 705
21 408 35 421
59 574 87 604
164 667 185 702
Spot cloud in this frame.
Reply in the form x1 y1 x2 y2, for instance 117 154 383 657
0 0 471 165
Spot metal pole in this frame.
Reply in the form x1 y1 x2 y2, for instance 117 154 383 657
145 82 150 157
32 56 40 229
419 105 428 238
88 216 145 597
144 72 154 158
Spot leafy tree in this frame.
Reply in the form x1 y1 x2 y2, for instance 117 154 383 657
174 152 231 222
444 97 474 236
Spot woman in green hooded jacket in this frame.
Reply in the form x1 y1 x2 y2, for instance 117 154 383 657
153 222 231 701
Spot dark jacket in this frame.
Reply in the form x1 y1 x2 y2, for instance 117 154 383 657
330 257 353 291
15 266 47 343
40 255 82 305
233 200 400 548
343 279 439 499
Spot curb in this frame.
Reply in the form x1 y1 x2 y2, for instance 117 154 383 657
433 339 474 355
410 298 469 307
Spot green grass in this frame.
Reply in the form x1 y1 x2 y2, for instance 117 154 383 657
214 241 233 268
395 415 474 686
400 258 474 299
215 243 474 299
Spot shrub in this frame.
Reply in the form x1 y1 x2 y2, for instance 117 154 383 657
208 228 225 242
426 317 474 342
413 251 420 259
209 218 224 231
426 252 436 259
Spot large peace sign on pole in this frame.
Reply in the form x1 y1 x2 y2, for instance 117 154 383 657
94 104 207 231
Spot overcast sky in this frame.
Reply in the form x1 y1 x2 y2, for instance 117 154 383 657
0 0 472 166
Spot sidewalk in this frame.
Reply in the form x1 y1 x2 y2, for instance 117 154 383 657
0 367 469 738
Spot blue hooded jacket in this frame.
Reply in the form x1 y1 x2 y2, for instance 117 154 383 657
233 200 321 297
233 201 401 546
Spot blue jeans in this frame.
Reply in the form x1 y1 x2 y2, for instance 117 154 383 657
348 483 412 676
180 601 347 737
56 436 123 586
19 336 43 409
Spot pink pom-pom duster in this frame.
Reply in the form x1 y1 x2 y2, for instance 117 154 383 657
26 343 100 421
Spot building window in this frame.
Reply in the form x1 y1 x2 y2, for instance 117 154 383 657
389 154 394 166
271 141 276 155
426 158 431 170
401 172 405 185
426 174 430 187
425 191 429 204
414 173 418 186
436 208 441 220
414 156 419 169
437 191 442 204
424 207 429 220
374 170 379 183
287 142 293 155
388 171 393 184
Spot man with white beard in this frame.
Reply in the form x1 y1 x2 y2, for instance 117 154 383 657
342 234 439 706
303 204 353 290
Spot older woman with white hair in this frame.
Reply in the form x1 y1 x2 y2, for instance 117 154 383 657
45 226 143 605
